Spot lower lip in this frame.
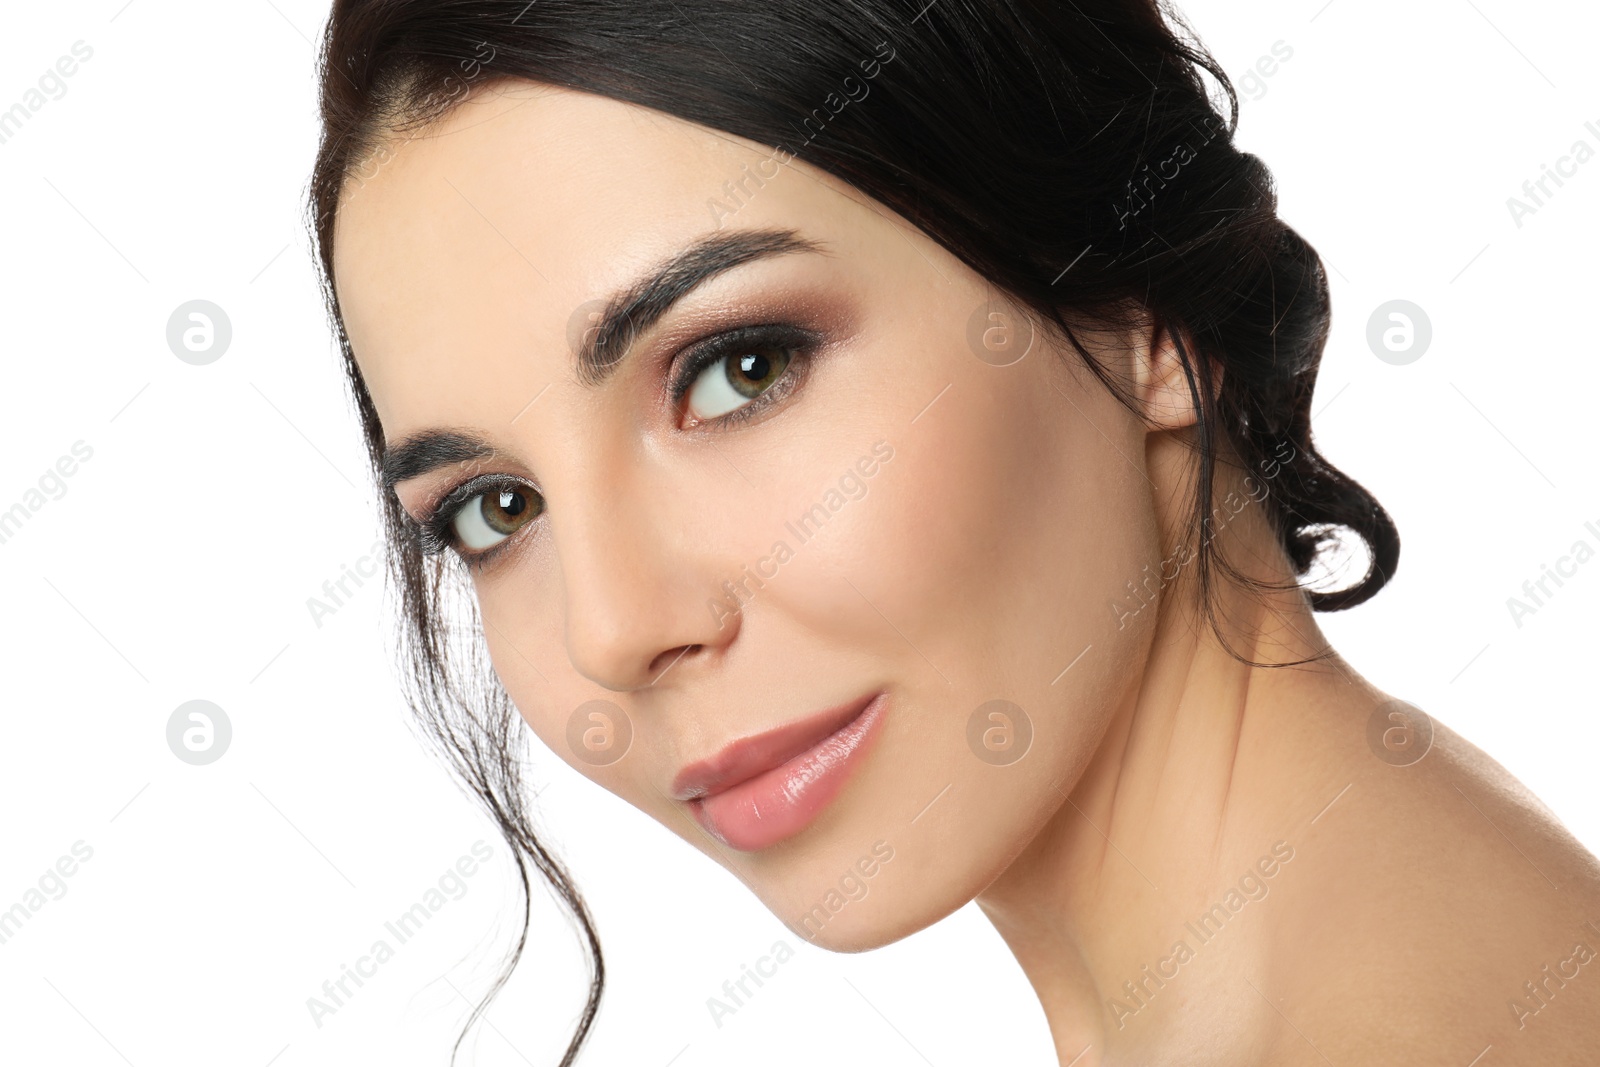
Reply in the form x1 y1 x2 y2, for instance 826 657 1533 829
689 692 887 852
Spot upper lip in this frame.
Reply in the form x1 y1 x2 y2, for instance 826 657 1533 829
670 692 881 802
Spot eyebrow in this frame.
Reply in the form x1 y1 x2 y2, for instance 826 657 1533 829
380 430 494 492
380 227 827 491
575 226 826 385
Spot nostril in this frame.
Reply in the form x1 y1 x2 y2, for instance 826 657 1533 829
648 644 701 681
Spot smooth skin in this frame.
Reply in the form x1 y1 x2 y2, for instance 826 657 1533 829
332 82 1600 1065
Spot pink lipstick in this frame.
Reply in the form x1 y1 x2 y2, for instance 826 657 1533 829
673 691 887 852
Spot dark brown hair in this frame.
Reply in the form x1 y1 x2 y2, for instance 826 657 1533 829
307 1 1399 1061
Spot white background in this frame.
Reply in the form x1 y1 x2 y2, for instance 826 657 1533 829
0 1 1596 1064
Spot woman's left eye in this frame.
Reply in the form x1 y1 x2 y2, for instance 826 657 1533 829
684 343 794 422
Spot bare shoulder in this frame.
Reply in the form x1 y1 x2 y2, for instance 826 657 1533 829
1427 719 1600 1060
1424 716 1600 891
1262 708 1600 1064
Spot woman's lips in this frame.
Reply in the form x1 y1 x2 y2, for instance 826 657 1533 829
672 692 887 852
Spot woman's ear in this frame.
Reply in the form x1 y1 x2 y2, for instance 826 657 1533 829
1131 321 1211 431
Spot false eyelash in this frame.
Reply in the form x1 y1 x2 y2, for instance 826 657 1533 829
667 321 822 423
414 472 542 561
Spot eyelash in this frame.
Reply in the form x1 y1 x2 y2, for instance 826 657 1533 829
667 321 821 424
414 320 822 567
414 471 531 567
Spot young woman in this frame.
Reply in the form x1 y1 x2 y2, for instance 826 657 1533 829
307 1 1600 1063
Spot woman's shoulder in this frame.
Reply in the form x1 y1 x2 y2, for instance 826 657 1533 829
1263 708 1600 1063
1424 716 1600 891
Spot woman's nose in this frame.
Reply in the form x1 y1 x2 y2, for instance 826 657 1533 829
551 480 736 693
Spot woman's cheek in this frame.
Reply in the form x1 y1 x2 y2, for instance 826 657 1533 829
475 569 642 795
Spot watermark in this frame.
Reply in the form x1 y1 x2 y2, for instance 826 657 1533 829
705 940 797 1028
1112 112 1226 231
0 40 93 147
706 440 896 629
1504 517 1600 629
706 146 796 229
306 840 495 1028
1506 117 1600 229
1107 840 1295 1029
344 41 498 200
966 299 1036 367
0 840 94 947
794 840 896 941
166 700 232 766
305 539 386 629
566 297 632 373
566 699 632 766
166 300 232 365
1507 920 1600 1030
0 439 93 547
1365 698 1433 767
967 700 1033 766
1110 439 1296 630
1366 299 1432 365
708 40 898 228
1237 40 1294 102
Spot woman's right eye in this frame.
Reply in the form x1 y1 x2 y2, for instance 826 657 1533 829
450 485 544 551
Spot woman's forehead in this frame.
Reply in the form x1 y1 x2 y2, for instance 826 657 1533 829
329 83 914 437
331 81 862 300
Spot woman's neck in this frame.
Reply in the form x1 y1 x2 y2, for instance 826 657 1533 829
976 537 1600 1066
974 540 1384 1064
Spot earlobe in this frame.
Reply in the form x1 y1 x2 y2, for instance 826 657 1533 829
1133 322 1207 431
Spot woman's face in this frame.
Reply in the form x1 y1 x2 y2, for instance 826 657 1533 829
334 81 1174 950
